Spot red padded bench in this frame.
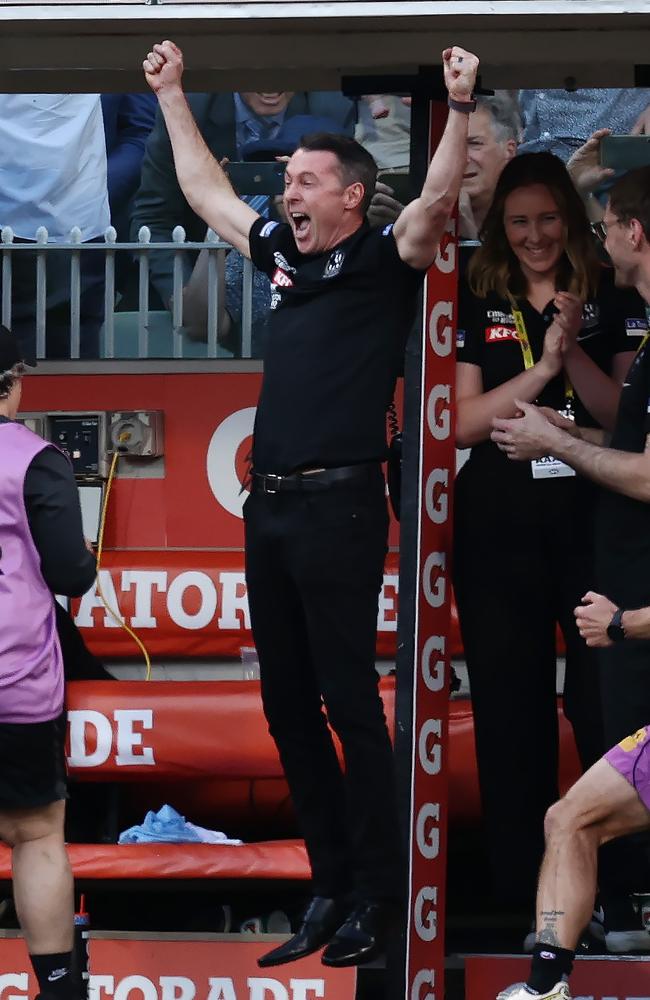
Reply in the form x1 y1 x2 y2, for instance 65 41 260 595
0 679 581 882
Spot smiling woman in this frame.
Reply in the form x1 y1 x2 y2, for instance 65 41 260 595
451 151 649 927
504 185 565 278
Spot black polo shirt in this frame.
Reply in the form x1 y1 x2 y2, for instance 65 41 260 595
596 333 650 605
456 269 646 518
248 217 424 475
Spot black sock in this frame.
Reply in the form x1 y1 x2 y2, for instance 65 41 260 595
527 943 574 994
29 952 74 1000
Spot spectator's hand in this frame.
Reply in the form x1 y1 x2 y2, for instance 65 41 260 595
143 40 184 95
442 46 479 103
631 105 650 135
367 181 404 228
84 538 96 555
566 129 615 195
491 400 561 460
362 94 391 120
574 591 618 647
553 291 583 353
458 188 479 240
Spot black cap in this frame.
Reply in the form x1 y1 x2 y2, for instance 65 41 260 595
0 326 35 371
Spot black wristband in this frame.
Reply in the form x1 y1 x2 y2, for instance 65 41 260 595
606 607 626 643
448 96 476 114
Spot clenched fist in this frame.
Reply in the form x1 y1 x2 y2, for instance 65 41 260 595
143 40 184 95
442 46 479 103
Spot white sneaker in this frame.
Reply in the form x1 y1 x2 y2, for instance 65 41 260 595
496 983 571 1000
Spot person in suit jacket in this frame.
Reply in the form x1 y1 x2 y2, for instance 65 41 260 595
130 90 356 307
101 94 157 242
101 94 157 302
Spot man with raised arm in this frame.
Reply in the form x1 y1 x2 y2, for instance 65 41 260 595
144 39 479 968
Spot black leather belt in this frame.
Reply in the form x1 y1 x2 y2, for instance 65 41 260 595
252 463 380 494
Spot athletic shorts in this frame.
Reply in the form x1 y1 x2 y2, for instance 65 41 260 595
605 725 650 813
0 713 67 810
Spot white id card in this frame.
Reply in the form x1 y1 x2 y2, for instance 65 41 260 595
531 456 576 479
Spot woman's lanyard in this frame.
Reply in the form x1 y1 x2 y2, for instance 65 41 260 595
508 295 575 420
507 293 577 480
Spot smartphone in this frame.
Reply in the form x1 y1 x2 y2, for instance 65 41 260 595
600 135 650 171
226 161 286 196
376 170 413 205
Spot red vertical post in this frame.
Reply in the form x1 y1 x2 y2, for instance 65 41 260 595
404 100 458 1000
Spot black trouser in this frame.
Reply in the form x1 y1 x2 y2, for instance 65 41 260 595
243 469 404 902
453 473 604 909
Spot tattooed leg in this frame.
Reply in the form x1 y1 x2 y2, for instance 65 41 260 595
534 759 650 950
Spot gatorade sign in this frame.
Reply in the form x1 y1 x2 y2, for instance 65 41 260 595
0 939 356 1000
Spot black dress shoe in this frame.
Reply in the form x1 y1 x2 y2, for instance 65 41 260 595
258 896 348 968
321 901 396 967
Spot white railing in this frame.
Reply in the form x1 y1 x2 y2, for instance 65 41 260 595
0 225 257 361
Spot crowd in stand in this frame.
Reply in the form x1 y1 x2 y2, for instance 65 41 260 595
3 85 650 360
3 75 650 974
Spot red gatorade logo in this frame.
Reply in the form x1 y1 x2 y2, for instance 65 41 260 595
485 325 518 343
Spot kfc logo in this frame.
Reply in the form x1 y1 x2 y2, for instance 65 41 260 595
485 326 518 343
272 268 294 289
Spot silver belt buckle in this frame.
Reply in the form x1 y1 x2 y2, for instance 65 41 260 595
262 474 280 494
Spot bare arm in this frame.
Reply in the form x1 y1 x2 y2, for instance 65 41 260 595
143 41 258 258
394 46 479 270
492 400 650 502
456 319 564 448
575 591 650 646
553 290 630 431
456 358 560 448
623 606 650 639
562 345 632 431
182 246 230 344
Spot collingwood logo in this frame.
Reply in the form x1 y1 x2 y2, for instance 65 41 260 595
323 249 345 279
581 302 600 329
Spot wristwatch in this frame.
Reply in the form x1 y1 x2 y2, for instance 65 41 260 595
606 608 626 642
448 96 477 114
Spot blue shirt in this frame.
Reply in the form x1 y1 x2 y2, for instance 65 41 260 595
519 88 650 161
233 93 286 156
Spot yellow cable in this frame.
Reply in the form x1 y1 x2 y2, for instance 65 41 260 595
95 447 152 680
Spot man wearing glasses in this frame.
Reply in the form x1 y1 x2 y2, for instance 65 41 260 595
491 166 650 999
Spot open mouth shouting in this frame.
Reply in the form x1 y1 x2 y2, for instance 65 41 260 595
291 212 311 243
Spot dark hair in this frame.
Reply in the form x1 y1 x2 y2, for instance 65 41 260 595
298 132 378 213
468 152 601 301
0 363 24 400
609 166 650 241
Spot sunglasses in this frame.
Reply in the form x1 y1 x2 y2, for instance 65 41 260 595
591 218 624 245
